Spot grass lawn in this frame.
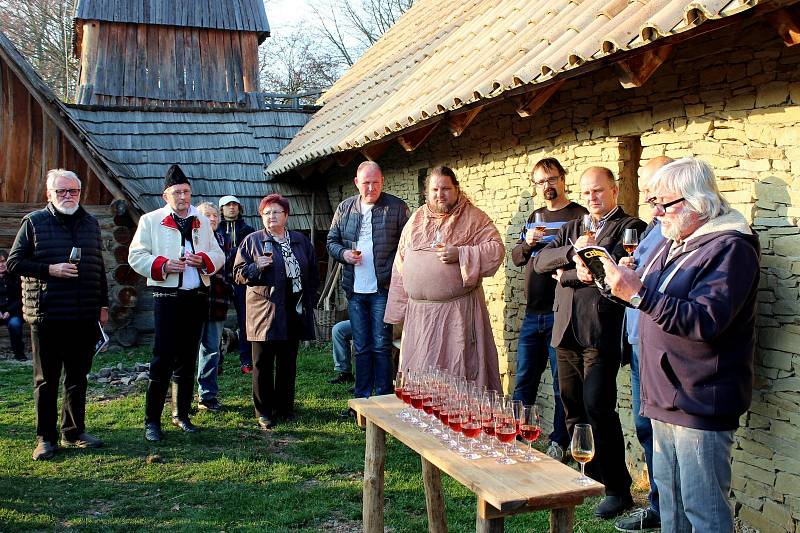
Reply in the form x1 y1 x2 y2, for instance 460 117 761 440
0 345 627 532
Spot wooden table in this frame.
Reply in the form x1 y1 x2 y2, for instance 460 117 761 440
349 395 605 533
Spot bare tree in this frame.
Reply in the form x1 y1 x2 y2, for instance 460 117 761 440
0 0 78 101
258 26 341 101
311 0 414 67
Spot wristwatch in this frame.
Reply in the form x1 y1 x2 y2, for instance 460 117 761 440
629 287 645 309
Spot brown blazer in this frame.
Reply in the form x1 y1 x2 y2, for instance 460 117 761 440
532 207 646 357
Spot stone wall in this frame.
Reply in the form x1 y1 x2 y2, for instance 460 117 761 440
320 18 800 533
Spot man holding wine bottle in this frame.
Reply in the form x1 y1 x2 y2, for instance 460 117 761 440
327 161 410 410
511 157 586 463
7 169 109 460
601 158 760 533
128 165 225 442
533 166 646 519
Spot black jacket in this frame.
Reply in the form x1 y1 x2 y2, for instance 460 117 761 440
217 218 255 283
7 204 108 324
533 207 646 357
326 192 409 297
0 272 22 318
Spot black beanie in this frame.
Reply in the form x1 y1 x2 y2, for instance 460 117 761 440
164 164 190 191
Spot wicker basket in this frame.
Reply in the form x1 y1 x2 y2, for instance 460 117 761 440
314 263 341 342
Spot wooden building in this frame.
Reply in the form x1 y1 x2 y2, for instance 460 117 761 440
268 0 800 531
0 0 329 349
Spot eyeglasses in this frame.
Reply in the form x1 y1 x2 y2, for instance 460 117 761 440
167 189 191 198
532 176 560 187
261 210 285 217
646 196 685 211
50 188 81 197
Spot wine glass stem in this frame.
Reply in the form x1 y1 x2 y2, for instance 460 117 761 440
580 462 586 479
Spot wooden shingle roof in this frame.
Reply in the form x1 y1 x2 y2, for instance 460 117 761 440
67 106 330 231
268 0 786 175
74 0 270 42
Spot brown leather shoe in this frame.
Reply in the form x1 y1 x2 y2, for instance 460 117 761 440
32 439 57 461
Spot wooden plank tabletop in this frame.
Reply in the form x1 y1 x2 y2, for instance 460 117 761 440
349 395 605 517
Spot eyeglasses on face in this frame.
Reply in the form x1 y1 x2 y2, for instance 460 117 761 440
532 176 560 187
167 189 191 198
50 188 81 197
261 210 285 217
646 196 685 211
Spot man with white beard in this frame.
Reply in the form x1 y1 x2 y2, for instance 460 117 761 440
8 169 109 460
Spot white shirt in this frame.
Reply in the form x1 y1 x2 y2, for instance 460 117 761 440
173 204 201 290
353 202 378 294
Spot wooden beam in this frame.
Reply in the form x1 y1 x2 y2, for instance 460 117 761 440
516 80 565 118
616 44 673 89
767 6 800 47
335 151 355 167
360 141 389 161
448 105 483 137
362 421 386 533
421 457 447 533
296 164 315 179
397 122 439 152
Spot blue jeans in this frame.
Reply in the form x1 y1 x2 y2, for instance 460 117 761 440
332 320 353 373
512 312 568 447
348 293 392 398
197 320 224 400
5 315 25 358
233 284 252 366
631 344 659 514
652 420 734 533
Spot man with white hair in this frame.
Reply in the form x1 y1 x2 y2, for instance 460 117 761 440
8 169 109 460
601 158 760 533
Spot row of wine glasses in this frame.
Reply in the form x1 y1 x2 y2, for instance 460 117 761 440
394 368 542 464
393 368 595 484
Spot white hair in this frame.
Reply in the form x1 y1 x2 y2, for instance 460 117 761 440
649 158 729 220
46 169 81 190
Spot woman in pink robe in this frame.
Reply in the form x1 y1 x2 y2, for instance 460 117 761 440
384 172 504 391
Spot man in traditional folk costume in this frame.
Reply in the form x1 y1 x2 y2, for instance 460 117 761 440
385 166 504 391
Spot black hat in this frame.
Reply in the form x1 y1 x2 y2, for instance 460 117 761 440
163 165 190 191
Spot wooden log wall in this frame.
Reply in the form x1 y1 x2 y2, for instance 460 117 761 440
0 201 153 350
0 60 114 206
75 21 260 107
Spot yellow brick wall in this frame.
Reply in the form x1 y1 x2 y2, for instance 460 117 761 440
320 19 800 532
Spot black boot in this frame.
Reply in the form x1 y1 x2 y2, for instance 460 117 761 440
144 380 168 441
171 382 198 433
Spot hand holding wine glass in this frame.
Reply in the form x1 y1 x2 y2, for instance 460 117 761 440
571 423 596 485
257 242 273 270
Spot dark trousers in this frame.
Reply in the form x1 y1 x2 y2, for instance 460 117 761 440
146 290 207 424
252 338 299 420
233 284 252 366
4 315 25 358
30 321 96 442
556 328 632 497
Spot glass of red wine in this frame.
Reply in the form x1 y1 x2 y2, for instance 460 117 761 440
493 403 518 465
394 370 407 419
519 405 542 462
459 398 483 460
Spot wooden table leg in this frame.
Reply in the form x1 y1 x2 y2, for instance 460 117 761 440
363 420 386 533
476 499 504 533
421 457 447 533
550 507 574 533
